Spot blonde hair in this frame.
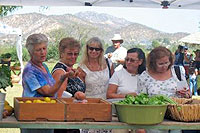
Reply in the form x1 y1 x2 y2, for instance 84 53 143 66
80 37 106 69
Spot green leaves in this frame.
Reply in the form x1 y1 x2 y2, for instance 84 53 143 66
0 65 13 91
1 53 11 59
0 6 22 17
118 93 177 105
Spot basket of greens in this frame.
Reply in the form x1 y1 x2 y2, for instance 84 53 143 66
114 93 177 125
166 97 200 122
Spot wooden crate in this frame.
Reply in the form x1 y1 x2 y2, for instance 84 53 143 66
60 98 112 122
14 97 65 121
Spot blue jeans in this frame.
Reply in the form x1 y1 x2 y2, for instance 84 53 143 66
189 76 198 96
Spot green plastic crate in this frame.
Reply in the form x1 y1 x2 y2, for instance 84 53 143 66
115 104 167 125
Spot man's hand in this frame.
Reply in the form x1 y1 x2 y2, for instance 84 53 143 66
108 53 112 58
117 59 125 64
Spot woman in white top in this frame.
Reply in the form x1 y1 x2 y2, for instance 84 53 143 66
78 37 114 133
78 37 114 99
138 46 190 98
107 48 146 99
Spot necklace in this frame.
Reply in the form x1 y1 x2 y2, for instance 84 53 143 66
88 62 101 71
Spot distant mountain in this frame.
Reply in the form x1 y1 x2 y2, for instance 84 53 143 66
0 12 188 45
75 11 132 29
120 24 188 43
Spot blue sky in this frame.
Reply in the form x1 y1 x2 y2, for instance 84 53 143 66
11 6 200 34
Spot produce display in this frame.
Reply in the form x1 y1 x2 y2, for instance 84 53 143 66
19 97 57 103
61 98 112 122
14 97 65 121
166 98 200 122
74 91 86 100
114 93 176 124
117 93 177 105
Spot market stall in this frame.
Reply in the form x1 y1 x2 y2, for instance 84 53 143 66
0 0 200 9
1 116 200 130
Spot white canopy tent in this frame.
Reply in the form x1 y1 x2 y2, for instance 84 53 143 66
179 32 200 45
0 22 24 75
0 0 200 9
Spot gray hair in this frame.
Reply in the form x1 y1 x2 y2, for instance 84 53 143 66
26 33 48 54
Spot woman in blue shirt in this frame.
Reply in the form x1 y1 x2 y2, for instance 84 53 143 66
22 33 68 133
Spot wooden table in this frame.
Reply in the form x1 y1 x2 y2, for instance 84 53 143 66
1 116 200 130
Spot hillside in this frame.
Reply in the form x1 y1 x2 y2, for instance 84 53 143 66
0 12 188 45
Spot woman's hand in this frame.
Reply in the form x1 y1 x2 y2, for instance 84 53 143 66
67 68 80 78
176 88 191 98
74 91 86 100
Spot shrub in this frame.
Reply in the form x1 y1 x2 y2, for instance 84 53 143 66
1 53 11 59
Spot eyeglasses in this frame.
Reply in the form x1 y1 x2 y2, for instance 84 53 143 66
66 52 79 57
125 58 139 63
87 46 102 51
156 62 171 67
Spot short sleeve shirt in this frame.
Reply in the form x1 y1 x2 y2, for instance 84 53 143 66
22 61 55 97
51 62 86 96
137 67 188 97
109 67 138 94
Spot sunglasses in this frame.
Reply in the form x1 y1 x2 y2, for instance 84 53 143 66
87 46 102 51
125 58 139 63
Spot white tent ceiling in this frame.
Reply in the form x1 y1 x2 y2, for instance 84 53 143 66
0 0 200 10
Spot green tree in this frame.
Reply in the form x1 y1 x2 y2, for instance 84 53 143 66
151 40 160 48
47 23 96 61
0 6 21 17
163 38 170 45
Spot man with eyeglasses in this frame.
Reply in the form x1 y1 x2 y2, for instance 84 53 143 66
105 34 127 71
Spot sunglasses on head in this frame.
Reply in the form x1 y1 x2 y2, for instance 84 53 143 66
87 46 102 51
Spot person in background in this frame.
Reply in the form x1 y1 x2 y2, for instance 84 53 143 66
107 48 146 99
138 46 190 133
105 34 127 71
183 46 190 79
52 37 85 98
188 65 198 96
174 45 186 77
78 37 114 133
22 33 68 133
193 49 200 74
